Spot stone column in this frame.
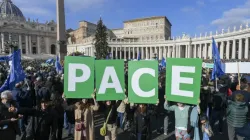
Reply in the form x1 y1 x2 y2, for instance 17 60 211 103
56 0 67 59
115 47 118 59
25 35 29 54
232 39 236 59
185 45 188 58
226 40 230 59
239 38 242 59
128 47 131 60
19 35 22 54
119 47 122 59
132 47 135 59
146 47 148 59
150 47 153 59
199 44 202 58
189 45 191 58
37 36 40 54
141 47 144 59
245 37 249 59
158 46 162 60
194 45 196 58
124 47 126 60
1 33 4 53
204 43 207 59
167 46 170 58
29 35 32 54
173 46 176 58
164 46 167 58
178 45 181 58
111 46 113 58
220 41 224 59
208 42 212 59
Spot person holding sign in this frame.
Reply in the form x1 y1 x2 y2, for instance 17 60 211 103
131 104 152 140
62 92 99 140
164 96 200 140
102 101 121 140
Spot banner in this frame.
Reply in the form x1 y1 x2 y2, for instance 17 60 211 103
64 56 94 98
95 60 125 101
166 58 202 105
128 61 158 104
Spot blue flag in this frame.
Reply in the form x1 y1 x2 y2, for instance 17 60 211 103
137 52 141 60
161 57 166 68
55 55 62 74
0 56 11 62
46 58 54 64
0 50 26 93
211 38 225 80
106 53 112 60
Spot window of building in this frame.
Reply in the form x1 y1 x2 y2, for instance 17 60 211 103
4 22 7 25
51 27 55 31
33 43 36 46
21 24 24 27
41 27 44 30
156 23 158 28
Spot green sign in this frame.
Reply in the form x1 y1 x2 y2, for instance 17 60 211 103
95 60 125 101
165 58 202 105
128 61 158 104
64 56 94 98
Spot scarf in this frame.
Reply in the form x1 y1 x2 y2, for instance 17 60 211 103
190 106 200 140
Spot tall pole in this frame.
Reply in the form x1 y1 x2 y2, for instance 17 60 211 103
56 0 67 60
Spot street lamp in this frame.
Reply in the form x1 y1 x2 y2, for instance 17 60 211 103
4 41 18 54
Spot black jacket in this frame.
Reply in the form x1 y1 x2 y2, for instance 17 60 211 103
133 109 151 140
0 101 20 138
18 106 58 140
104 101 120 124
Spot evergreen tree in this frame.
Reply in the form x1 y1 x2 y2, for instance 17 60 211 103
94 18 109 59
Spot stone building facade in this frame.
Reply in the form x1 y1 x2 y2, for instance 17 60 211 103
68 16 171 44
0 0 57 55
68 16 250 61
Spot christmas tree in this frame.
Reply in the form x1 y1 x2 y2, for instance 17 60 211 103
94 18 109 59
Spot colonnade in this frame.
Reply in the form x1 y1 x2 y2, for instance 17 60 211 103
67 28 250 60
0 32 55 54
107 36 249 60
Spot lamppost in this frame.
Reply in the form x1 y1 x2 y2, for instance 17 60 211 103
4 41 18 54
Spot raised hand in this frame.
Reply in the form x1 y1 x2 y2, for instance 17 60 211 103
10 118 17 122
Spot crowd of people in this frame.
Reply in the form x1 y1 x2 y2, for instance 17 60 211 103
0 57 249 140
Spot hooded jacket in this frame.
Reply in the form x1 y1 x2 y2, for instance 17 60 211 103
226 100 248 128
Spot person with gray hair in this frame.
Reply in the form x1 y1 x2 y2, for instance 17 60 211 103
0 90 20 140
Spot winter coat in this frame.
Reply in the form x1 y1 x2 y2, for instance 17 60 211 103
18 106 58 140
226 100 248 128
0 100 20 139
64 101 99 140
75 105 99 140
133 110 151 140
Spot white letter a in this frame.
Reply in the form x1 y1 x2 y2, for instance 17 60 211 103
98 67 123 94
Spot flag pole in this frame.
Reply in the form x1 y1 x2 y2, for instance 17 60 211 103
237 61 241 89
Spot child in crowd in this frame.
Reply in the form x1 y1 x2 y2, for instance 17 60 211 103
200 115 213 140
